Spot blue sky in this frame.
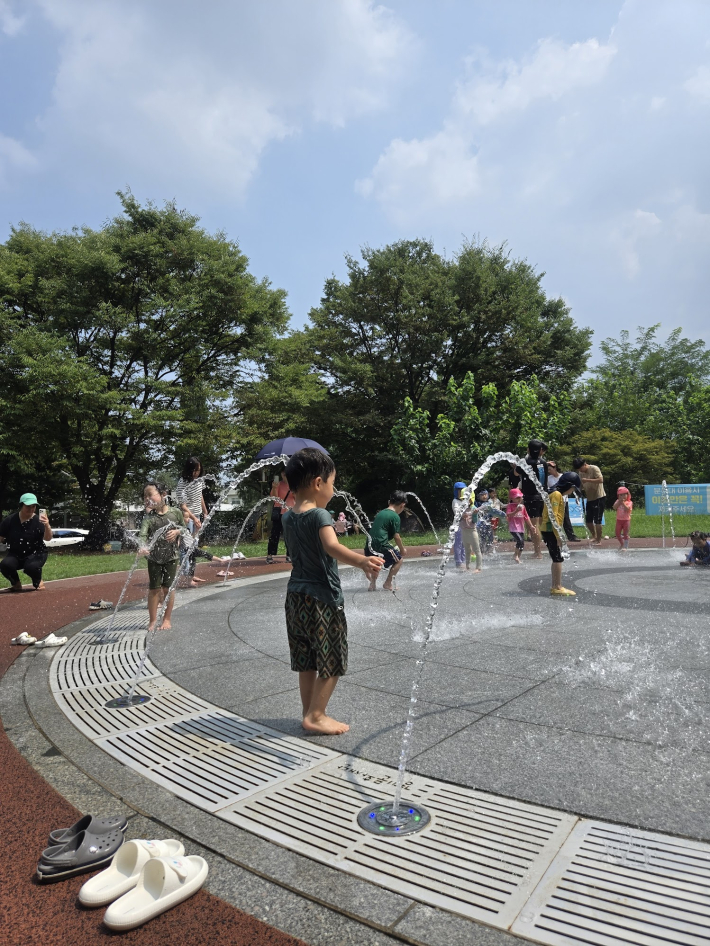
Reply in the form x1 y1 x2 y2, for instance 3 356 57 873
1 0 709 359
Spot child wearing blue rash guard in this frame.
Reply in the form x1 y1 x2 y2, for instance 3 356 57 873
680 532 710 567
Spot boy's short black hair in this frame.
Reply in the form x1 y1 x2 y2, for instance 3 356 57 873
572 457 586 470
285 448 335 493
690 531 708 541
389 490 407 506
144 481 168 496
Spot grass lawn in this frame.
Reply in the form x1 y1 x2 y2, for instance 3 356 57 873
7 510 708 586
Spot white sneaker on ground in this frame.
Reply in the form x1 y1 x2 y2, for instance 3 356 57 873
11 632 36 645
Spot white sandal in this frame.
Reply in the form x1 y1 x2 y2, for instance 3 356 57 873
35 633 68 648
79 839 184 908
103 854 208 930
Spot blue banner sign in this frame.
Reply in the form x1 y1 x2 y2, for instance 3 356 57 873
644 484 710 515
567 497 604 526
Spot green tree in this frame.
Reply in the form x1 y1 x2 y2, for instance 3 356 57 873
0 193 288 546
573 326 710 483
391 372 571 518
555 429 677 501
304 237 590 505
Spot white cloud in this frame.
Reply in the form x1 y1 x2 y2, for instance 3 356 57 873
0 133 37 187
0 0 25 36
684 64 710 99
358 36 615 217
456 38 616 125
18 0 415 198
611 209 661 279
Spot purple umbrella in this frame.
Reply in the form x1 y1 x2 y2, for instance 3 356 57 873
255 437 329 460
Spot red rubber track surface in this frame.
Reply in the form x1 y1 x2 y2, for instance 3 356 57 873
0 560 306 946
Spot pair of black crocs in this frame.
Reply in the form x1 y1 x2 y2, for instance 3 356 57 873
37 814 127 882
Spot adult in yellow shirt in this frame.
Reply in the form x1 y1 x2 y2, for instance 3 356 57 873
541 472 581 596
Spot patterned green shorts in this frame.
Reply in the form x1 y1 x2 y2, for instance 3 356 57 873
285 591 348 678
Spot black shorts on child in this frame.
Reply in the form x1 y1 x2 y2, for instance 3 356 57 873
285 591 348 678
542 531 564 563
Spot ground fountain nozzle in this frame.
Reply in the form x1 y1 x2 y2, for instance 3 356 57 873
357 800 430 836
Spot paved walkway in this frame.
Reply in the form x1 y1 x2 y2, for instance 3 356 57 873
0 563 308 946
2 541 705 946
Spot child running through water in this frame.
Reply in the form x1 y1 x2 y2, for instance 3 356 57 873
138 483 189 631
282 449 382 735
613 486 633 550
460 502 482 573
505 488 538 563
368 490 407 592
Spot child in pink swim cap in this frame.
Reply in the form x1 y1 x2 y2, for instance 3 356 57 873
613 486 633 550
505 488 538 564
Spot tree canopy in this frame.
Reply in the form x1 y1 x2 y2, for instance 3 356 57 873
0 192 288 544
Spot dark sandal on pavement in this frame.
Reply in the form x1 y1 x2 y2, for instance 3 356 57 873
37 828 125 882
48 813 128 847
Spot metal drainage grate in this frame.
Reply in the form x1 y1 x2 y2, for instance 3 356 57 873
60 622 146 660
95 710 338 811
53 647 158 691
511 820 710 944
222 756 576 925
51 676 213 740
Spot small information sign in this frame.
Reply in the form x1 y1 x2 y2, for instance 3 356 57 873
568 497 604 526
644 484 710 515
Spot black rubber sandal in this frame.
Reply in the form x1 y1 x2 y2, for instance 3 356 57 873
36 828 125 882
47 813 128 847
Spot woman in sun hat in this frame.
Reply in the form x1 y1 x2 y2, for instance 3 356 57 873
0 492 53 591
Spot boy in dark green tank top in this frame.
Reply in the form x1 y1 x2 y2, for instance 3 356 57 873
282 449 382 735
367 490 407 592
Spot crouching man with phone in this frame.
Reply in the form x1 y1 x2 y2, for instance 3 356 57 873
0 492 53 591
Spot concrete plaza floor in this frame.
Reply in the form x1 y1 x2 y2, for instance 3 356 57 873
150 548 710 841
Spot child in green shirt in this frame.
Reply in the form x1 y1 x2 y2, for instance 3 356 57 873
367 490 407 592
282 449 382 735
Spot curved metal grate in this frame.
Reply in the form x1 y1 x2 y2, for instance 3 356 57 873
511 821 710 944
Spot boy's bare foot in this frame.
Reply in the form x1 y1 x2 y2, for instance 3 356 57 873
514 558 521 564
147 622 156 632
474 568 482 573
36 581 46 590
465 565 470 570
533 554 543 560
158 620 172 631
192 576 206 582
303 714 350 735
368 579 377 591
382 582 394 592
188 580 200 588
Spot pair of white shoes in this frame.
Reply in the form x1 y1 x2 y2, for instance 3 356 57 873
11 632 67 647
79 838 208 931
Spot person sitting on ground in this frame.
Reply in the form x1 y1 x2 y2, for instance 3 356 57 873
613 486 633 551
540 472 581 596
267 470 295 564
460 501 482 573
281 448 382 735
0 493 52 592
573 457 606 546
680 531 710 567
180 510 231 578
505 488 538 564
368 490 407 592
138 483 189 631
